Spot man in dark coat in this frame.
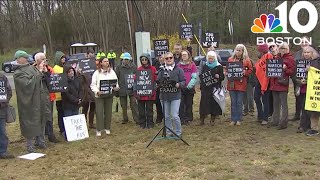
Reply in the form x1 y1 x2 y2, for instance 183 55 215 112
14 50 46 153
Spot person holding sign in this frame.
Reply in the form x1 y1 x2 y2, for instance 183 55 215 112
14 50 46 153
133 53 157 129
173 43 183 64
198 51 224 126
227 44 252 126
268 42 295 130
157 52 186 137
0 72 14 159
115 52 139 124
91 57 119 137
304 49 320 136
295 46 316 133
178 50 197 125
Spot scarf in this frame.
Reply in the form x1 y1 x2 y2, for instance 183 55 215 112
165 63 175 71
206 60 220 69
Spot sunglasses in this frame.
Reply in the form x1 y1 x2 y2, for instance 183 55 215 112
165 56 173 60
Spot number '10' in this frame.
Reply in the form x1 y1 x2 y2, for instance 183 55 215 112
276 1 318 33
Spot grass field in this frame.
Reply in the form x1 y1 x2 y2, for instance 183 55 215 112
1 85 320 180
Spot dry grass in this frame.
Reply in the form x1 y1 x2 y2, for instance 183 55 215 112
1 86 320 180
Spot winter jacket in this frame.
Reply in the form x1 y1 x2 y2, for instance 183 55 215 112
157 64 186 101
133 53 157 101
255 53 278 92
115 60 137 96
61 66 83 110
227 57 253 92
269 53 295 92
178 61 198 86
53 51 65 101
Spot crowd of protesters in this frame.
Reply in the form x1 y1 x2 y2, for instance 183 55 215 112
1 37 320 159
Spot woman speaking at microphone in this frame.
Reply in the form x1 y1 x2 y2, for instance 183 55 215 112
157 52 186 137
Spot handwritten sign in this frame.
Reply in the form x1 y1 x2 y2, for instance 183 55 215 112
227 62 243 80
48 73 68 92
136 70 153 95
0 80 7 102
305 67 320 112
99 79 117 95
159 80 177 93
79 58 96 75
125 74 134 89
63 114 89 142
266 59 283 77
154 39 169 57
296 59 310 79
179 24 193 39
66 59 78 69
200 70 218 87
202 32 219 48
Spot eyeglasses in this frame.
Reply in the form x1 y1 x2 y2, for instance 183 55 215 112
165 56 173 60
141 58 148 61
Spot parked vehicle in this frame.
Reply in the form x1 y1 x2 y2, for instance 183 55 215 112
2 55 35 73
193 49 233 67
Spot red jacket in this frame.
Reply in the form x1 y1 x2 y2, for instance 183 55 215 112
227 57 253 92
255 53 279 92
47 65 56 102
269 53 295 92
134 65 157 101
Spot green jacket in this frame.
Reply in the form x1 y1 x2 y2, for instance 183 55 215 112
14 64 45 138
115 61 137 96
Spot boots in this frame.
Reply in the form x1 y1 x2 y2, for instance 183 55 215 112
210 115 216 126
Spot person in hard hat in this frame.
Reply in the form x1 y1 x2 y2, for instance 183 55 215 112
107 49 117 69
115 52 139 124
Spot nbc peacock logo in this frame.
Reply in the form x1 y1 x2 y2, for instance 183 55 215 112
251 14 283 33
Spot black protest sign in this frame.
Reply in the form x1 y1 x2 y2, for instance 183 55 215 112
159 80 178 93
99 79 117 95
227 62 244 80
202 32 220 48
125 74 134 89
153 39 169 57
296 59 310 79
200 70 218 87
136 70 153 95
48 73 68 92
79 58 96 75
179 24 193 39
266 59 283 78
66 59 79 69
0 80 7 102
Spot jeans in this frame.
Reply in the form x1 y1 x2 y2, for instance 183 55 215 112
161 99 182 136
0 117 8 155
254 83 270 121
243 83 255 113
56 101 65 133
229 90 245 122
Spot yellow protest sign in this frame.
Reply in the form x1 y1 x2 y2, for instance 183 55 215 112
305 67 320 112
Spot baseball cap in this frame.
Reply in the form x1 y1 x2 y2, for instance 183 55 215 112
14 50 29 59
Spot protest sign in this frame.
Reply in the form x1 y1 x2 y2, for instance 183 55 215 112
266 59 283 77
136 70 153 95
305 67 320 112
63 114 89 142
48 73 68 92
227 62 244 80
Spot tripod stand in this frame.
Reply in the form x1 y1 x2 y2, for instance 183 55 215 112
146 80 190 148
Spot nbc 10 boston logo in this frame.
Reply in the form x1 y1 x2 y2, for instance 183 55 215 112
251 1 318 46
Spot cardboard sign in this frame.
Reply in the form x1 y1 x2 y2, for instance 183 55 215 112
48 73 68 92
159 80 178 93
227 62 244 80
153 39 169 57
305 67 320 112
125 74 134 89
79 58 96 75
179 24 193 39
266 59 283 77
296 59 310 79
63 114 89 142
136 70 153 95
0 80 7 102
202 32 219 48
200 70 218 87
99 79 117 95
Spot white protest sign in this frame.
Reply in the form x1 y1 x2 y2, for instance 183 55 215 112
63 114 89 142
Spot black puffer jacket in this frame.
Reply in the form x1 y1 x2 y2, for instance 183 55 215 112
61 65 83 110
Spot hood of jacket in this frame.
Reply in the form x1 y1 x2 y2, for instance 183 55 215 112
139 53 151 66
54 51 65 66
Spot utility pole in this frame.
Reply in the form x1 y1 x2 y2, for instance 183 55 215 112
125 0 137 63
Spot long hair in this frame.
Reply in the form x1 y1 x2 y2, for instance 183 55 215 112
97 56 110 73
79 74 90 103
181 50 192 63
232 44 249 60
303 46 320 60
